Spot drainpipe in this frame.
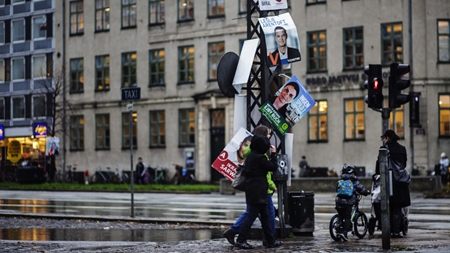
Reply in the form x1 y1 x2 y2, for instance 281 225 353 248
408 0 414 172
61 0 66 177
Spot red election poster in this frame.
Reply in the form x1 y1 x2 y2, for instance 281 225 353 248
211 127 253 181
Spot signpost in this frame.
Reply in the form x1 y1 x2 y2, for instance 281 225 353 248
121 87 140 218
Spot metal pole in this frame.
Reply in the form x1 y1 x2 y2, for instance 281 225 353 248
61 0 66 181
130 103 134 217
408 0 414 172
380 108 391 249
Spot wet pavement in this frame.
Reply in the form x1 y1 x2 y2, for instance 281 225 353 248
0 190 450 252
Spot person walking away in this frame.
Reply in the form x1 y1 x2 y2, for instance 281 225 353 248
234 134 282 250
335 165 370 241
380 129 411 238
439 152 449 186
223 125 277 246
299 156 310 177
135 157 147 184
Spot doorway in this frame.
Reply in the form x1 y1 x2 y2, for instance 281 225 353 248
210 109 225 182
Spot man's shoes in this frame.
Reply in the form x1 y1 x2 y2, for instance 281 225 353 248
339 233 348 241
262 239 268 247
235 241 254 250
267 240 283 248
392 233 403 238
222 229 235 245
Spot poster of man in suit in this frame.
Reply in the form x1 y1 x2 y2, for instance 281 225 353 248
259 13 301 69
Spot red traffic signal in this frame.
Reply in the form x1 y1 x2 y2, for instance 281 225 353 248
364 64 383 109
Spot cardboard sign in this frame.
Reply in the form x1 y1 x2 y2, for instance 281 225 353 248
211 127 253 181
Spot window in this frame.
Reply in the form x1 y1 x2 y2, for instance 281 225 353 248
12 0 25 4
95 55 110 90
122 0 137 28
149 49 165 86
178 46 194 83
307 30 327 72
208 42 224 80
0 0 4 6
178 0 194 21
343 27 363 69
239 0 247 13
149 110 165 147
33 55 46 79
33 16 46 40
122 52 136 87
439 94 450 136
12 19 25 42
0 98 4 120
381 22 403 66
12 58 25 81
179 108 195 146
344 98 365 140
12 97 25 119
32 95 46 118
438 20 450 62
308 100 328 141
122 112 137 148
0 60 4 82
70 1 84 35
70 58 84 92
96 114 110 149
389 106 405 139
208 0 224 17
95 0 110 31
70 115 84 150
0 21 5 44
149 0 165 25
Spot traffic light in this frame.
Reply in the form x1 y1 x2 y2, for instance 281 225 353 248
409 92 421 127
389 63 410 109
364 64 383 109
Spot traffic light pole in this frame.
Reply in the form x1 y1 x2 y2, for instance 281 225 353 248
380 108 391 249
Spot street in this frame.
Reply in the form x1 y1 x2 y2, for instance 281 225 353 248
0 190 449 252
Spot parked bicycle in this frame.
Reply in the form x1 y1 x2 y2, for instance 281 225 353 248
329 194 368 241
170 164 196 185
90 166 115 184
0 165 16 183
55 164 78 183
115 166 130 184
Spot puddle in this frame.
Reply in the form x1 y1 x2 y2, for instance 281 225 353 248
0 228 225 242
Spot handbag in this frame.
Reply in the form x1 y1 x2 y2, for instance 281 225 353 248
231 164 246 191
389 158 411 184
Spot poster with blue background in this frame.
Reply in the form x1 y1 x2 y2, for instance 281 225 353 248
260 75 316 135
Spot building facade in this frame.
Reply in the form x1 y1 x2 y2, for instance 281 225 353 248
50 0 450 182
0 0 55 172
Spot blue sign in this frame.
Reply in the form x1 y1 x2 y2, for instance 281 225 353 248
121 87 141 101
33 122 47 138
0 125 4 140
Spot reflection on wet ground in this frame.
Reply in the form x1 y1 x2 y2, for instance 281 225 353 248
0 228 225 242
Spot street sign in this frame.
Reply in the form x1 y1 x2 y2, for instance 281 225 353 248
121 87 141 101
126 103 133 112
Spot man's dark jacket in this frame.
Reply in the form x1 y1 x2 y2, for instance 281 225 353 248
244 134 278 205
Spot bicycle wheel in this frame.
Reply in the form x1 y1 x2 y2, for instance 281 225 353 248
368 216 376 235
329 214 343 241
353 212 368 239
402 216 409 235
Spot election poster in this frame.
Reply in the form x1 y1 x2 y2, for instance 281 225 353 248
259 13 301 70
258 0 288 11
260 75 316 135
211 127 253 181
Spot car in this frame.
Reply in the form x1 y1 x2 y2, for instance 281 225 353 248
15 161 46 183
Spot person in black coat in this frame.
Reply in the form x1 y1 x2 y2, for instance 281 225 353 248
234 134 282 250
380 129 411 238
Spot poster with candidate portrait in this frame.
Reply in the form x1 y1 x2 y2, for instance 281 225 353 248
259 13 301 70
46 137 60 156
259 75 316 135
211 127 253 181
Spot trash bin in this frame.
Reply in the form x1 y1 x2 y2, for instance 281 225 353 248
288 191 315 234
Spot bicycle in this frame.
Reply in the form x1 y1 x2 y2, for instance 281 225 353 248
54 164 78 183
0 165 16 183
115 166 130 184
90 166 115 184
170 164 196 185
329 194 368 241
